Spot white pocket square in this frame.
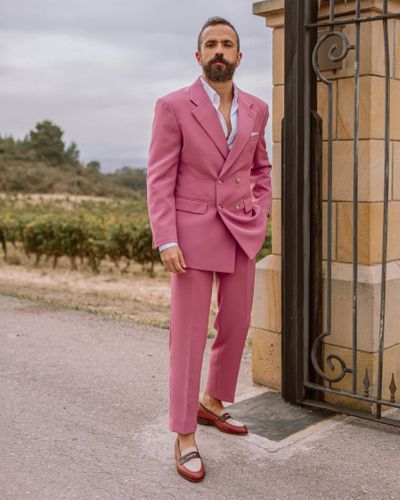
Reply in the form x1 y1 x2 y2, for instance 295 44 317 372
250 132 259 137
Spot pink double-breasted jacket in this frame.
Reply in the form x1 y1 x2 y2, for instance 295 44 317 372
146 76 272 273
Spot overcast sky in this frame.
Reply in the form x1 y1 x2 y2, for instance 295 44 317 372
1 0 273 172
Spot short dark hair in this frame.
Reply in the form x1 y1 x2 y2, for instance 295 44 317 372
197 17 240 52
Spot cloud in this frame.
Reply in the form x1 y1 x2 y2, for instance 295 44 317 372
1 0 273 171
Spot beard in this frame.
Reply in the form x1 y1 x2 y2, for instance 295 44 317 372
202 55 237 83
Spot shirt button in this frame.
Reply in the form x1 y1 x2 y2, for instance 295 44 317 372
217 178 223 185
235 203 241 210
217 204 223 211
235 177 240 183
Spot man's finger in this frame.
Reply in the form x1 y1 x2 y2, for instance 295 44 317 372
163 254 181 273
171 256 185 273
160 247 186 273
178 248 187 269
162 254 174 273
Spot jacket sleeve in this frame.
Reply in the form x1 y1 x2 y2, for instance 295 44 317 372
146 97 182 249
251 102 272 217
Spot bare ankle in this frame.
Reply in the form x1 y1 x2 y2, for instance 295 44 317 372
202 392 222 407
177 432 196 449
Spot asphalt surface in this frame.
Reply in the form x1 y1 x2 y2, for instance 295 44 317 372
1 294 400 500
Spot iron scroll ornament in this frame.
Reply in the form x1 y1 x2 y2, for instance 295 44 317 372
310 28 355 384
311 331 353 383
312 30 355 84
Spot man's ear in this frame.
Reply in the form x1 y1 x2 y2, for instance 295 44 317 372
236 51 243 67
195 51 202 65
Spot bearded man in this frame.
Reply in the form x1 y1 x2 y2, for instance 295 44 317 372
146 16 272 482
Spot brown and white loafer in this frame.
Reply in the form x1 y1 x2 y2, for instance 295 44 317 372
197 401 248 435
174 438 205 482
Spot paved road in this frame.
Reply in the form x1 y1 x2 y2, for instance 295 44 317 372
1 295 400 499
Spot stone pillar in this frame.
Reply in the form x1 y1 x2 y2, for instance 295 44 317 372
251 0 400 411
251 0 284 390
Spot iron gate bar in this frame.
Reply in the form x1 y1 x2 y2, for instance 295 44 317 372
351 0 361 396
282 0 320 404
308 110 324 401
281 0 305 404
304 381 400 410
305 12 400 29
305 0 323 400
302 398 400 429
376 0 391 419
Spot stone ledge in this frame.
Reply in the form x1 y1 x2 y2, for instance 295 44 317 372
323 260 400 283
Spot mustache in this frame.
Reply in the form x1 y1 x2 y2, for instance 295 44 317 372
209 55 230 66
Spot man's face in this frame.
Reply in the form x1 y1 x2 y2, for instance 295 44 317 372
196 24 242 83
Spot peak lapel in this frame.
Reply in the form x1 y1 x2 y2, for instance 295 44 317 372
190 78 229 160
218 89 255 179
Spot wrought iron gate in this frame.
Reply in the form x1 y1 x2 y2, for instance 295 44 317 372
282 0 400 427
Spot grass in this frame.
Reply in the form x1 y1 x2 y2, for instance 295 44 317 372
0 289 123 319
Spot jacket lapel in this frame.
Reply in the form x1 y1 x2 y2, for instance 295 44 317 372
218 89 255 179
190 77 229 160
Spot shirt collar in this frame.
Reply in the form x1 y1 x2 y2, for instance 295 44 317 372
200 76 238 109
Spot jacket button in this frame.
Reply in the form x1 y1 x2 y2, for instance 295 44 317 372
217 204 223 210
217 178 223 184
235 177 240 183
235 203 241 209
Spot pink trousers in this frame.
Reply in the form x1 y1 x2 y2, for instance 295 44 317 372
168 242 257 434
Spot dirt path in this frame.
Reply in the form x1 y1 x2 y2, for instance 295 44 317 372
0 258 219 334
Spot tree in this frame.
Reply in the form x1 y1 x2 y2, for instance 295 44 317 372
29 120 66 165
65 141 80 165
107 166 146 191
86 160 101 173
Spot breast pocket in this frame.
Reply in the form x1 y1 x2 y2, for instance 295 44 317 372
175 194 209 214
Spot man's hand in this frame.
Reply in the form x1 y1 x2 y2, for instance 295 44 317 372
160 245 187 273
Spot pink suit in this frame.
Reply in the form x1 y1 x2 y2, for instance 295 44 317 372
146 77 272 433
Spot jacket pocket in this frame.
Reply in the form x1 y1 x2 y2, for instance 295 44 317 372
243 196 253 213
175 194 208 214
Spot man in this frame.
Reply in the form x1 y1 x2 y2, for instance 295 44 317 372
146 16 272 482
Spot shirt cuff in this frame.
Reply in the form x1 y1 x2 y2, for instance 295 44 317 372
158 241 178 252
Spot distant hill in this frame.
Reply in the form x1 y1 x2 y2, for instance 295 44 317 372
0 120 147 199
